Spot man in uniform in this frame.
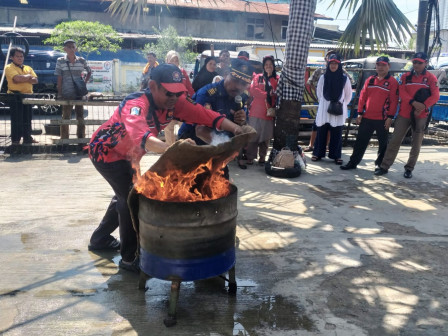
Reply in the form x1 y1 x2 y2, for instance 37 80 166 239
375 52 440 178
5 46 38 145
178 58 250 145
341 56 399 171
87 64 244 272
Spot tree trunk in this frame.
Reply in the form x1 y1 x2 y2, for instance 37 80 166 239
273 100 302 150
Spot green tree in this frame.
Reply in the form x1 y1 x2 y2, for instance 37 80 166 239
44 21 123 59
143 26 197 65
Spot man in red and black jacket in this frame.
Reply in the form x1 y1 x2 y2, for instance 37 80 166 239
87 64 244 273
341 56 399 171
375 52 440 178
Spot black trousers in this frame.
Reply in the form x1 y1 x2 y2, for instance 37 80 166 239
90 159 137 262
313 123 343 159
8 93 33 143
349 118 389 166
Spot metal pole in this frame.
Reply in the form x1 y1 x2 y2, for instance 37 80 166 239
0 16 17 91
416 0 429 52
424 1 434 54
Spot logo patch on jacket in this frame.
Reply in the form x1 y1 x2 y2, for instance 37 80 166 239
186 96 196 105
130 107 141 116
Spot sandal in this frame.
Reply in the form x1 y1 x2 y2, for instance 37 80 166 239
311 156 321 162
303 146 314 152
335 159 343 165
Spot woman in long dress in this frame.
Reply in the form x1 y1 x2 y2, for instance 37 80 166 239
312 54 352 165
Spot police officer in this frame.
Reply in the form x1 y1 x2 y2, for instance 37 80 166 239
341 56 399 171
178 58 251 144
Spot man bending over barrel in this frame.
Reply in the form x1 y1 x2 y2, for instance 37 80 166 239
87 64 244 273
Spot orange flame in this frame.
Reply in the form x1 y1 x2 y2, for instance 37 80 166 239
133 158 230 202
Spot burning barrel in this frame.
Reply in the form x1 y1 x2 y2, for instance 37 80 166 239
129 181 238 327
138 184 237 282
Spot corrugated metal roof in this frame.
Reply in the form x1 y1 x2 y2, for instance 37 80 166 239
143 0 331 19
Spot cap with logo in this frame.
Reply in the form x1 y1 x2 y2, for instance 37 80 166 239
412 52 428 63
150 64 187 93
230 58 253 84
327 54 341 63
376 56 390 64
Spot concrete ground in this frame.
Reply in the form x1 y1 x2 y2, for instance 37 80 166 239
0 144 447 336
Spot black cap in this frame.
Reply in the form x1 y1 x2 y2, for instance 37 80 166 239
237 50 250 60
150 64 186 93
230 58 253 84
376 56 390 64
413 52 428 62
327 54 341 63
63 39 76 46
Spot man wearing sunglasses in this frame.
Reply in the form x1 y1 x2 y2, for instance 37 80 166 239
87 64 244 273
375 52 440 178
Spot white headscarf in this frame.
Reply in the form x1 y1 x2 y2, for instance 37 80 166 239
166 50 181 65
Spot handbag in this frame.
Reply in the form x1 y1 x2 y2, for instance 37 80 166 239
272 148 295 168
327 101 343 116
66 61 88 99
266 107 276 117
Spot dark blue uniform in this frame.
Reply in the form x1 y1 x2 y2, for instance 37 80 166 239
178 80 247 143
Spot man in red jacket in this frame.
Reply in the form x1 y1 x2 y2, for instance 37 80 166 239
375 52 440 178
341 56 399 171
87 64 244 273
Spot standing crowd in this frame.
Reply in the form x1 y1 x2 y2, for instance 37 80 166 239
3 44 441 273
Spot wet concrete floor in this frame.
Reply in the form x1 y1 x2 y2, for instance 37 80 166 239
1 145 448 335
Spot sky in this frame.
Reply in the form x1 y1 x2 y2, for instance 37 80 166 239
315 0 420 30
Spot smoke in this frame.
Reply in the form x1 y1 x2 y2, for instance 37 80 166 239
210 132 231 146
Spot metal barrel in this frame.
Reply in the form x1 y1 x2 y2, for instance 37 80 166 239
138 184 237 281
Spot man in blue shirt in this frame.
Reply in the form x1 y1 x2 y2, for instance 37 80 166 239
178 58 251 144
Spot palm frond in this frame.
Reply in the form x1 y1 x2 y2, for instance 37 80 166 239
334 0 414 56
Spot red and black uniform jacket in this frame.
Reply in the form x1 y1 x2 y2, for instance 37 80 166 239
89 90 225 163
357 74 399 120
398 69 440 119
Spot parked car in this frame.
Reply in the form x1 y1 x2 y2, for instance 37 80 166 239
342 57 409 90
0 49 65 114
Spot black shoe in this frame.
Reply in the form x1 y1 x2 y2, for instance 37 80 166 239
374 166 381 172
340 162 357 170
374 167 388 176
88 237 120 251
119 258 140 273
404 169 413 178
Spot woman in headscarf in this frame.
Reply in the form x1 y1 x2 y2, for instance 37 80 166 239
312 54 352 165
245 55 279 166
192 56 218 92
164 50 195 145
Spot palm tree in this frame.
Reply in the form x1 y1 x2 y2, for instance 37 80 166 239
327 0 414 55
